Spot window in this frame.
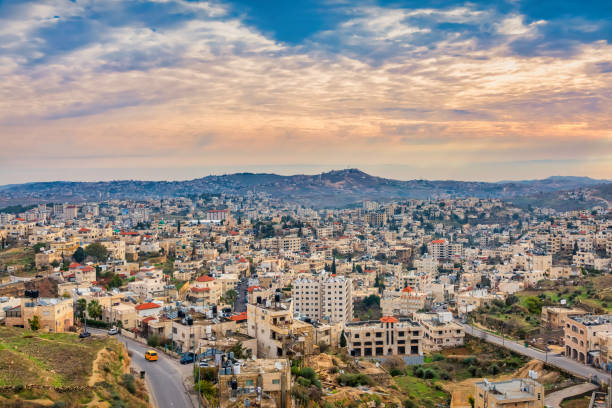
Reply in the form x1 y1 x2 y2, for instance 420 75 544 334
272 379 280 384
246 380 254 386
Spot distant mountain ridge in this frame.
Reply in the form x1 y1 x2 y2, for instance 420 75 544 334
0 169 609 208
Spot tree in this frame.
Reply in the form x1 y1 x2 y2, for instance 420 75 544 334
72 247 85 263
223 289 238 306
84 243 108 262
32 242 46 253
177 220 181 233
331 257 336 274
76 298 87 323
468 396 475 408
28 315 40 331
87 299 102 320
339 330 347 348
108 273 123 289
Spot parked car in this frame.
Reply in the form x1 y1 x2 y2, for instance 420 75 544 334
180 352 195 365
108 327 119 335
79 331 91 338
198 360 209 368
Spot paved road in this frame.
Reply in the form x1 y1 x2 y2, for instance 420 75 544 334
91 329 194 408
545 383 597 408
234 276 249 313
462 323 610 382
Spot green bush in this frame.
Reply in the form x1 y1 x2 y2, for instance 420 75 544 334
432 353 445 362
297 377 311 387
336 373 374 387
122 374 136 394
299 367 316 381
423 368 435 379
389 368 403 377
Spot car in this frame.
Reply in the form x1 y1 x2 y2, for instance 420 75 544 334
79 331 91 338
180 352 195 364
145 350 158 361
108 328 119 335
198 360 209 368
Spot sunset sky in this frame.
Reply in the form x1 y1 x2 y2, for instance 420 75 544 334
0 0 611 184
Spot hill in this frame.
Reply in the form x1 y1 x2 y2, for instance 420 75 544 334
0 169 609 208
0 327 149 407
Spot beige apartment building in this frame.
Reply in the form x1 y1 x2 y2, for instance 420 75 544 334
246 297 315 359
218 358 291 408
344 316 423 359
5 297 74 332
564 315 612 364
278 236 302 253
474 378 544 408
381 286 427 317
293 274 353 324
186 275 222 305
414 312 464 352
541 307 587 329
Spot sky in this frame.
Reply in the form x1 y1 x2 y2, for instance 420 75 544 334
0 0 611 184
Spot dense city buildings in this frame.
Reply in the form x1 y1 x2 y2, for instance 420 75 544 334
0 188 610 407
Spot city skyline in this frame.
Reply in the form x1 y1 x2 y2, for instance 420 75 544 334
1 0 611 184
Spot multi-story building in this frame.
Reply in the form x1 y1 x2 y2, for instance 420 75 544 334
293 274 353 324
246 295 315 359
564 315 612 365
413 312 464 352
474 378 544 408
186 275 222 305
217 358 291 408
343 316 423 361
5 297 74 332
428 239 463 260
381 286 426 317
541 307 587 329
278 236 302 253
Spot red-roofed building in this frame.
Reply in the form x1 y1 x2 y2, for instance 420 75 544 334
135 302 162 318
188 275 221 305
229 312 248 322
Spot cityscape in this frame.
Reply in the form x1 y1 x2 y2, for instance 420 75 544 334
1 1 611 408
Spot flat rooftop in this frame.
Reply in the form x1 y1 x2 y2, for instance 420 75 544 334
476 379 539 401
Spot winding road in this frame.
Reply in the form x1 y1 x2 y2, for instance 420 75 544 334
91 329 194 408
462 323 610 382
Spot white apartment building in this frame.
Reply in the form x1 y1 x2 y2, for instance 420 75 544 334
293 274 353 324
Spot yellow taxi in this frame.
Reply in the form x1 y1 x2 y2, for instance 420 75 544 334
145 350 158 361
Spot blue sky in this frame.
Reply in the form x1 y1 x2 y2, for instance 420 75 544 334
0 0 610 183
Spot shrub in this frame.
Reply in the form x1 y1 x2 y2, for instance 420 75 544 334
336 373 374 387
299 367 317 381
432 353 445 362
329 366 339 374
462 357 477 366
423 368 435 379
122 374 136 394
489 364 500 375
389 368 403 377
414 367 424 378
297 377 311 387
403 400 417 408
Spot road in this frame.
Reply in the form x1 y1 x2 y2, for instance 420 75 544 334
545 383 597 408
234 276 249 313
462 323 610 382
91 329 194 408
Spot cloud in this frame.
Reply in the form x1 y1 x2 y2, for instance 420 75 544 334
0 0 610 183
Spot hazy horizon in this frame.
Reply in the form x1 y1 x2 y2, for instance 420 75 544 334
1 166 609 187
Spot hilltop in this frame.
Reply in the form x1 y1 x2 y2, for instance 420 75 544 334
0 169 609 208
0 327 149 407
